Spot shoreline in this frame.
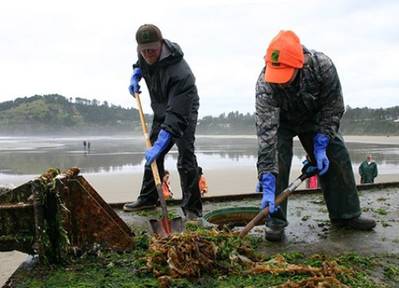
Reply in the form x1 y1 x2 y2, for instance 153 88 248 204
0 134 398 202
85 170 399 203
197 134 399 145
1 134 399 144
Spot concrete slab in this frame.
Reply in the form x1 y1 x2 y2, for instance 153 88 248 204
117 186 399 257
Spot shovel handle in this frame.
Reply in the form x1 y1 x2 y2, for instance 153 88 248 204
239 176 305 238
134 93 168 217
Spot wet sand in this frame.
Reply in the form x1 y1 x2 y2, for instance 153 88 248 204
198 134 399 145
85 135 399 203
85 169 399 204
343 135 399 145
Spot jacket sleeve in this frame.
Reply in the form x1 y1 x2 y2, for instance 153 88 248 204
256 69 280 178
358 163 364 177
315 53 345 138
161 61 197 138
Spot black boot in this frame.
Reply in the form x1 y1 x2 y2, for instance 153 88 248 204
123 166 160 212
264 210 288 242
123 199 157 212
331 216 376 230
265 226 285 242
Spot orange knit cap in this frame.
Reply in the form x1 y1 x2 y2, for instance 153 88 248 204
264 30 304 84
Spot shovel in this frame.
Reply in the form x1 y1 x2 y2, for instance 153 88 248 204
134 92 184 237
239 162 318 238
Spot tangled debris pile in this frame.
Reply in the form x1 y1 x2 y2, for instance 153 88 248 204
146 229 353 287
147 232 217 278
251 255 351 287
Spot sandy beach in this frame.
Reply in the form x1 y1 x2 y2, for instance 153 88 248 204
85 169 399 204
343 135 399 145
86 135 399 203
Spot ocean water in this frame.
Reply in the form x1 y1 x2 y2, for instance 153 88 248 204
1 135 398 187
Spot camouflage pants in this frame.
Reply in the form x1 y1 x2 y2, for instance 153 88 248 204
268 127 361 229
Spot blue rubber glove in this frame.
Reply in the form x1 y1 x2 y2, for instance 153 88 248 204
145 129 172 165
128 68 142 96
313 133 330 176
259 172 276 213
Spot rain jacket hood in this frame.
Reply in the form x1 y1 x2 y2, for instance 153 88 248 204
134 39 199 138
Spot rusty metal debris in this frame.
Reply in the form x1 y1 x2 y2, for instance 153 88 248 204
0 167 134 263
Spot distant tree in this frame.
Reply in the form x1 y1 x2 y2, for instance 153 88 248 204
0 95 398 136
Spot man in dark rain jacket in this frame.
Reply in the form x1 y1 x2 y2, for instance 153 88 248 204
256 30 376 241
123 24 202 219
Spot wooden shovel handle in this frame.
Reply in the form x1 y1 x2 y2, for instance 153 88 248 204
134 93 167 217
239 176 304 238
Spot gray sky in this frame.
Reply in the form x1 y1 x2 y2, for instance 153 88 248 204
0 0 398 117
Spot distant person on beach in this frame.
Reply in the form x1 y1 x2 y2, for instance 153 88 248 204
87 142 91 152
255 30 376 242
123 24 202 220
359 154 378 184
83 141 87 150
162 170 173 200
198 166 208 197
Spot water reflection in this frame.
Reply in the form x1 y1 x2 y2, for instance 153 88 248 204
1 136 399 179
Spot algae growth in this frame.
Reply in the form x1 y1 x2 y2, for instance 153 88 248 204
8 224 397 288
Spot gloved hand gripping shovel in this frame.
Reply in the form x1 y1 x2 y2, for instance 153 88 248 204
134 93 183 237
239 161 318 238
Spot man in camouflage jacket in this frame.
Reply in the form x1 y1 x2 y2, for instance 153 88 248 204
256 30 376 241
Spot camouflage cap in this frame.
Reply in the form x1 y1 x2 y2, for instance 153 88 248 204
136 24 163 50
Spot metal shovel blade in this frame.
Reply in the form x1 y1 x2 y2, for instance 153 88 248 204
149 216 184 237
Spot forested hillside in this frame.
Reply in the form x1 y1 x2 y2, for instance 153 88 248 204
340 106 399 135
1 95 398 135
196 107 399 135
0 94 148 135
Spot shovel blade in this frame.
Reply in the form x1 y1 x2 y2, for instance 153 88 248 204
149 216 184 237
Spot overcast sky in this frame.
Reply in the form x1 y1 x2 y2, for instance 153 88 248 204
0 0 398 117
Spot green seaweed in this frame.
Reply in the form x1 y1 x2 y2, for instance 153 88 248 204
12 251 390 288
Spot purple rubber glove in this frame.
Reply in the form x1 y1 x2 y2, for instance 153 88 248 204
313 133 330 176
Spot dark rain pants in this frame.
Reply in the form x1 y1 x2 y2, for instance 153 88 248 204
267 125 361 229
137 113 202 217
